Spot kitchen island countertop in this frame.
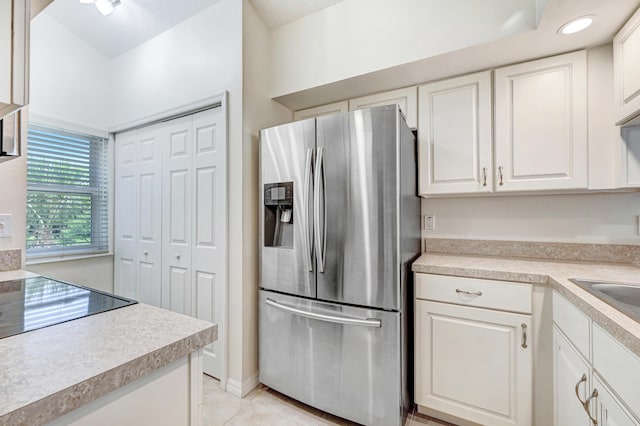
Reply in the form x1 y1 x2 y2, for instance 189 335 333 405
413 252 640 359
0 272 216 426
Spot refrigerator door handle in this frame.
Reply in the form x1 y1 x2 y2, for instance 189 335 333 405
314 146 327 272
265 298 382 328
303 148 314 272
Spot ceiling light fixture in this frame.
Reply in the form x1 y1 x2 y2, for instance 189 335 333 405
558 15 595 35
80 0 121 16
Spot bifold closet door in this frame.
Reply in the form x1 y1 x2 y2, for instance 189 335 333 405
161 108 226 379
114 126 162 306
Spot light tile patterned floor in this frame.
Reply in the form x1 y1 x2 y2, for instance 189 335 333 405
202 375 455 426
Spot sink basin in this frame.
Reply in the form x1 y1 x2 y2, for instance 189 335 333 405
569 278 640 322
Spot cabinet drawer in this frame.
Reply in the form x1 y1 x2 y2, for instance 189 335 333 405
593 324 640 419
415 274 532 314
552 291 591 361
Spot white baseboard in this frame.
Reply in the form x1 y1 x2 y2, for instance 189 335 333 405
225 373 259 398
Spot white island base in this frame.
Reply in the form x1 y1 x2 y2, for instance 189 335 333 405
48 349 204 426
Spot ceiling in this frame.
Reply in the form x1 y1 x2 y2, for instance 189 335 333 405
43 0 223 58
250 0 343 28
42 0 343 58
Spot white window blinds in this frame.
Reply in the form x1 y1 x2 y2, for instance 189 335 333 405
26 125 109 259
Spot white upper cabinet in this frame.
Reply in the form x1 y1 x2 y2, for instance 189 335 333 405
293 101 348 121
494 51 588 192
349 86 418 128
418 71 492 195
0 0 29 118
614 7 640 125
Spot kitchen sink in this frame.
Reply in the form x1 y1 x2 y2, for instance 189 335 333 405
569 278 640 322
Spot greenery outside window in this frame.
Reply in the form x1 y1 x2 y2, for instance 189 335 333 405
26 125 109 259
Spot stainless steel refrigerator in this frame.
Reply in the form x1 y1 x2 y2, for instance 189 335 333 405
258 105 420 426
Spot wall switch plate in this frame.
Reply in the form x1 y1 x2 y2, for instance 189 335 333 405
423 214 435 231
0 214 12 238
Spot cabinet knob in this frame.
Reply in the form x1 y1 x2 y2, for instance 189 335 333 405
143 251 149 256
175 254 180 260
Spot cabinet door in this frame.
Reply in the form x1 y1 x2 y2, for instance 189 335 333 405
418 72 492 195
593 374 640 426
293 101 348 121
349 86 417 128
494 51 588 191
614 7 640 125
415 300 532 426
552 327 592 426
0 0 29 118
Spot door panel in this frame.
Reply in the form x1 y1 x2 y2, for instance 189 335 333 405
260 119 316 298
316 106 399 309
136 126 162 307
416 300 532 426
162 118 193 312
191 108 226 379
114 130 138 299
195 270 220 377
259 290 403 426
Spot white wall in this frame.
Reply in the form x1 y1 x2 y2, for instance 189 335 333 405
109 1 242 129
239 0 292 389
29 13 112 131
421 192 640 245
269 0 534 97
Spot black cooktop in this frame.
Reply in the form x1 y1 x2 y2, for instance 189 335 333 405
0 276 137 339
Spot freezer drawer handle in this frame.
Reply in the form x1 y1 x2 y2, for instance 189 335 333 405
265 298 382 328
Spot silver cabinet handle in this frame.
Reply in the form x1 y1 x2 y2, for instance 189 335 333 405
575 374 599 425
303 148 314 272
521 323 528 349
482 167 487 187
498 166 504 186
143 251 149 256
175 254 180 260
584 388 599 426
313 147 326 273
265 298 381 328
455 288 483 296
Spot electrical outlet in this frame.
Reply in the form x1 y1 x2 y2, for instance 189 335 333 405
423 214 435 231
0 214 12 238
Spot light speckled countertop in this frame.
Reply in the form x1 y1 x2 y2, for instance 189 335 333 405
0 273 217 426
413 253 640 358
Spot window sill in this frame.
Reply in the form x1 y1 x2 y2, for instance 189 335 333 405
26 252 113 266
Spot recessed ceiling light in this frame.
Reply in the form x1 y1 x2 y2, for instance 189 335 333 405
80 0 121 16
558 16 595 35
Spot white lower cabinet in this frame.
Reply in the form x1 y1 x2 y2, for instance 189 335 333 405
553 291 640 426
552 327 593 426
593 374 639 426
414 274 532 426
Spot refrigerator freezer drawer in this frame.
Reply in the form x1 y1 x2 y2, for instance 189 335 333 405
259 290 405 426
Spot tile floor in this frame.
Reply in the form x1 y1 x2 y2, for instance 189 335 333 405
202 375 454 425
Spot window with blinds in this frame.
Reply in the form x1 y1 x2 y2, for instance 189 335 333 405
26 125 109 259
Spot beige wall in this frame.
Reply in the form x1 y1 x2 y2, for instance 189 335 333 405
421 192 640 246
28 255 114 293
239 0 292 389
